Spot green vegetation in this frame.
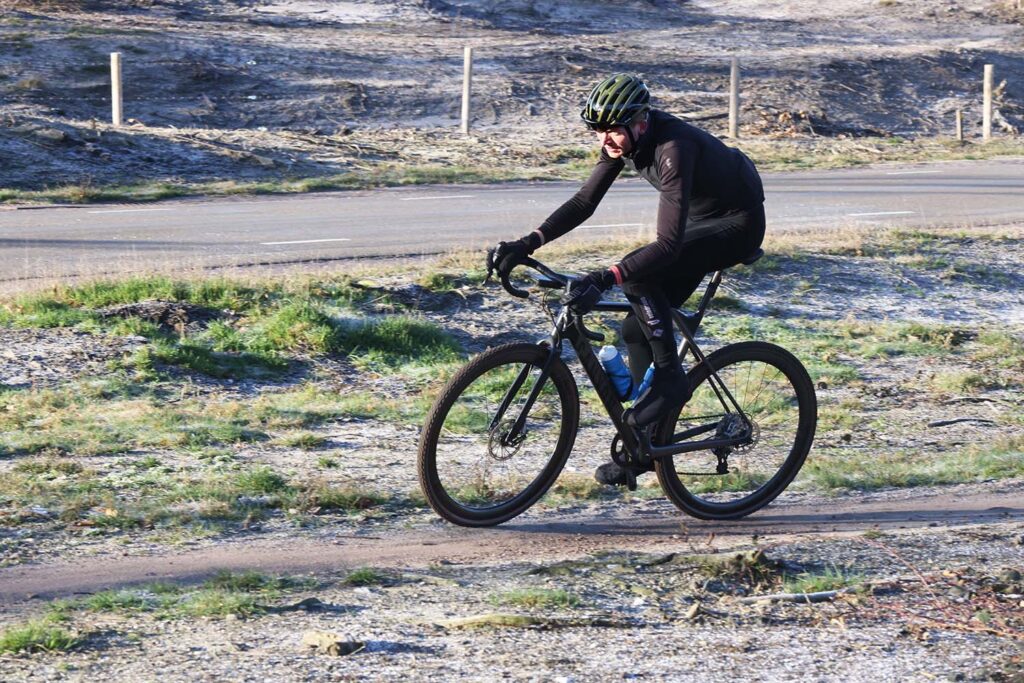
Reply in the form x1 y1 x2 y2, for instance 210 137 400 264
0 620 79 654
48 571 315 621
782 565 864 594
0 459 398 529
700 314 1003 387
803 438 1024 491
739 137 1024 174
0 275 460 380
0 370 448 457
0 226 1020 540
273 432 328 450
489 588 580 609
343 567 392 587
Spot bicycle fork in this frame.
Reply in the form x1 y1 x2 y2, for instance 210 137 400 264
488 310 571 447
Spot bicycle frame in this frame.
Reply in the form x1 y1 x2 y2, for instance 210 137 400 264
496 264 754 463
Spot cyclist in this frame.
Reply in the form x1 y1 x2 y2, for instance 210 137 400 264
492 73 765 486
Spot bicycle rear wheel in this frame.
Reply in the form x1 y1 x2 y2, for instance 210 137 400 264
655 341 816 520
417 342 579 527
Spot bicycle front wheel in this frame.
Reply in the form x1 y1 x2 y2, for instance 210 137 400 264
655 341 817 520
417 342 580 527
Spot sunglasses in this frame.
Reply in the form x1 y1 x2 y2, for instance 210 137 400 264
586 123 625 133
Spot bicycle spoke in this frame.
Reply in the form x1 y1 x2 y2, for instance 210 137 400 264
432 360 565 511
657 342 815 518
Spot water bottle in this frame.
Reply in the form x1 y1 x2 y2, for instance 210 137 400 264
597 346 633 400
630 364 655 402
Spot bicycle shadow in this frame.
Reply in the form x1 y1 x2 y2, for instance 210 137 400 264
498 502 1024 538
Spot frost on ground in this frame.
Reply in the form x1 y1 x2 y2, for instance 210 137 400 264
0 225 1022 680
0 0 1022 192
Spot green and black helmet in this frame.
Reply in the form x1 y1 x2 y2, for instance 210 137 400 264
580 73 651 130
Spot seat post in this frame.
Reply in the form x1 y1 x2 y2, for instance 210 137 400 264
695 270 724 317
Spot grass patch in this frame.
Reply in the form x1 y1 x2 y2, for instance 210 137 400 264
0 382 270 456
738 137 1024 173
0 374 441 458
700 315 989 386
0 620 79 654
203 570 313 593
0 458 396 529
927 370 999 395
343 567 392 586
273 432 328 450
0 275 463 380
803 439 1024 491
972 330 1024 370
11 77 44 90
546 473 608 502
50 571 316 621
782 565 864 594
175 589 262 618
489 588 580 609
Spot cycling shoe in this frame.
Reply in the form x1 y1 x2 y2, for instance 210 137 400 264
594 460 653 487
594 461 630 486
624 366 691 428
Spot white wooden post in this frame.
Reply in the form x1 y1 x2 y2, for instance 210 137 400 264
955 108 963 141
111 52 123 127
982 64 993 142
461 46 473 135
728 57 740 139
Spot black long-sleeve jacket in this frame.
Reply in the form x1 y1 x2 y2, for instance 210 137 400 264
536 110 764 281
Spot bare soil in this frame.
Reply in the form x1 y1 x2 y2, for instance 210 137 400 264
1 0 1022 192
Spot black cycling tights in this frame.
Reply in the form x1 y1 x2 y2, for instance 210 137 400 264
619 204 766 383
621 286 676 385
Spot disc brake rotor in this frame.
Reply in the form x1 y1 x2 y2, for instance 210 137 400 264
488 418 525 461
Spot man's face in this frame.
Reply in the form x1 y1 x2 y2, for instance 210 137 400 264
595 126 630 158
593 118 647 159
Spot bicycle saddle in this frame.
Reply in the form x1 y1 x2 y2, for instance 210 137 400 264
740 248 764 266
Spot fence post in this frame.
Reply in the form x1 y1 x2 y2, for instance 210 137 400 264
461 46 473 135
111 52 123 127
955 108 963 141
728 57 740 139
982 64 993 142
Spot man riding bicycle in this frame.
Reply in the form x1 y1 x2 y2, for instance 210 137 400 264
492 73 765 487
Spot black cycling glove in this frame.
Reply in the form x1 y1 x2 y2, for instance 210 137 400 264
562 269 616 314
492 233 541 278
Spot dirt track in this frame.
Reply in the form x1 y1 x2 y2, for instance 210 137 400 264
2 485 1022 608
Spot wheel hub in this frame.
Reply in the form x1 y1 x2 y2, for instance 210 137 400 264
488 418 526 461
712 412 758 459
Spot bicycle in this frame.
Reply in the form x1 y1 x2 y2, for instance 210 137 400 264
417 249 817 527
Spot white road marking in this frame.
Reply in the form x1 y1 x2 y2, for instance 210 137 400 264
88 208 174 214
885 170 943 175
846 211 916 217
577 223 645 229
398 195 474 201
261 238 352 245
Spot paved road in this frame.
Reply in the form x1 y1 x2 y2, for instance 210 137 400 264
1 158 1022 287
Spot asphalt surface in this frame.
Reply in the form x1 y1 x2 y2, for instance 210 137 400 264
1 158 1022 287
